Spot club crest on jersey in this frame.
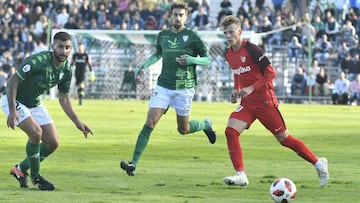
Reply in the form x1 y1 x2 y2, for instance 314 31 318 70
182 35 189 42
241 56 246 63
22 64 31 73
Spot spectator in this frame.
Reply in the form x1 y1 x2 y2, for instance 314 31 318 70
27 5 43 26
259 16 273 45
131 11 145 30
340 53 352 74
287 36 302 65
158 11 171 30
120 65 136 92
339 20 357 45
0 33 13 55
56 6 69 28
193 6 210 30
348 53 360 81
144 15 158 30
23 34 36 54
11 12 27 29
110 10 123 29
118 0 129 12
64 16 79 29
324 15 340 42
306 72 316 96
300 13 316 46
33 15 48 42
315 67 330 96
349 74 360 105
291 66 307 96
311 59 321 76
217 0 232 27
1 9 14 28
336 41 350 66
312 14 325 40
332 71 350 105
314 34 333 65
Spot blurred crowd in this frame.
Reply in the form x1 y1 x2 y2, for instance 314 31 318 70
0 0 359 105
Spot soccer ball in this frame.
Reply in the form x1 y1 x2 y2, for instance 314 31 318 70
269 178 297 203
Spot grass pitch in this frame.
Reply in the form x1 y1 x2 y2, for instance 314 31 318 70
0 99 359 203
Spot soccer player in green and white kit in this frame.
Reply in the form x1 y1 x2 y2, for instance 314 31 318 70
120 2 216 176
2 32 93 190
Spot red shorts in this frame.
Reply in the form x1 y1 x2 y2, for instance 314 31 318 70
229 104 287 135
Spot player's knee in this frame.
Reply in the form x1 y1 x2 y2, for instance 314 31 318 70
27 125 43 143
225 127 239 138
47 141 59 151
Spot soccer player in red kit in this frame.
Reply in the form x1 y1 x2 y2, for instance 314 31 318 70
221 15 329 187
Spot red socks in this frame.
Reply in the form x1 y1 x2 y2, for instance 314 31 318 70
280 135 318 164
225 127 245 172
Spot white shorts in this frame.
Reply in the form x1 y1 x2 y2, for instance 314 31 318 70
149 85 195 116
1 96 53 126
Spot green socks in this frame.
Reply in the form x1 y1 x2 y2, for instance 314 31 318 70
131 125 153 165
19 143 54 174
188 120 207 133
25 142 40 180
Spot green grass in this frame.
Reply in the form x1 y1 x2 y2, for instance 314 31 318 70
0 99 359 203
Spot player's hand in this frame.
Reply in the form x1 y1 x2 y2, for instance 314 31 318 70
175 54 188 66
230 90 238 104
7 112 19 130
89 71 96 82
238 86 255 98
76 121 93 138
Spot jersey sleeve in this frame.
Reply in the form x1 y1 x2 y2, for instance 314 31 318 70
16 59 37 80
245 43 275 90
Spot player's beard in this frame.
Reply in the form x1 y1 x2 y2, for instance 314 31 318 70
173 21 182 30
54 52 68 62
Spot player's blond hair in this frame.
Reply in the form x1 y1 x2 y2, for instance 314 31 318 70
221 15 241 29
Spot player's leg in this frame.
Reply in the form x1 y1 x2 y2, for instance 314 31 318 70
223 105 254 186
77 81 85 105
1 97 40 188
23 106 56 190
173 88 216 144
121 85 168 176
259 106 329 187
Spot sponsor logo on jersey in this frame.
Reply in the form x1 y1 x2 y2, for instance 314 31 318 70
233 66 251 75
168 38 179 48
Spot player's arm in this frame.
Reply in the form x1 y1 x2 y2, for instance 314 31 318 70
238 64 276 98
176 55 210 66
58 91 93 138
87 55 95 82
136 52 162 81
5 73 22 129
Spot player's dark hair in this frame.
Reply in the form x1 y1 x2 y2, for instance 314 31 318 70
54 31 71 41
170 2 188 14
221 15 241 28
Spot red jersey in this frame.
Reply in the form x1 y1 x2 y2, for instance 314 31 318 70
225 39 278 107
